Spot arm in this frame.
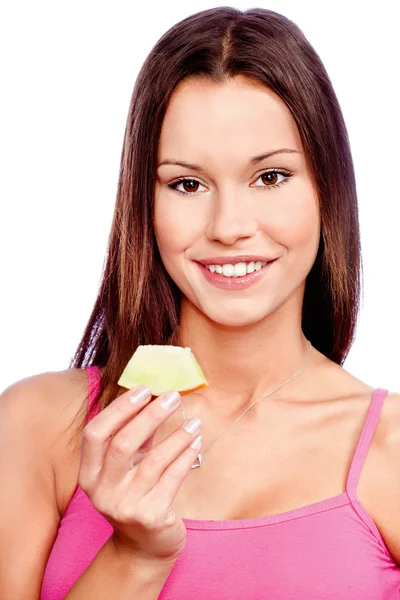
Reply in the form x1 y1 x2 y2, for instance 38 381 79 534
64 535 176 599
0 375 63 600
0 373 177 600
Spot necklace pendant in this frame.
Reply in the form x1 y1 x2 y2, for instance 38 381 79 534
191 453 203 469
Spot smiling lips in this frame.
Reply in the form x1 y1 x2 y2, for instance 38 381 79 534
198 255 276 266
196 258 277 290
205 260 268 277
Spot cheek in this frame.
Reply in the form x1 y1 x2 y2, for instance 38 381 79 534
154 195 200 261
263 186 320 250
287 205 319 247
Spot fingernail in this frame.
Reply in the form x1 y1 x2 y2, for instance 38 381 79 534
128 385 152 404
190 435 203 450
184 417 202 434
160 391 181 410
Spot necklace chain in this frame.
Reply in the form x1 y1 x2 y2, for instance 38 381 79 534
181 340 313 468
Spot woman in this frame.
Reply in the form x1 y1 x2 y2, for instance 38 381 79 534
1 6 399 599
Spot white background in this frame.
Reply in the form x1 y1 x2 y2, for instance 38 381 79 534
0 1 398 392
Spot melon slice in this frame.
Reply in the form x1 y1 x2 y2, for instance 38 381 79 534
118 345 208 396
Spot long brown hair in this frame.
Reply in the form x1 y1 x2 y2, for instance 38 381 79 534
67 6 363 444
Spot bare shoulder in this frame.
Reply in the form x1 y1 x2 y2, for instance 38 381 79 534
370 388 400 476
310 352 400 561
1 367 90 441
376 389 400 432
1 366 89 402
0 368 91 597
359 388 400 564
0 368 91 511
371 388 400 472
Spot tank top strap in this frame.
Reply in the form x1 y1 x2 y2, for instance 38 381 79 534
346 387 389 496
86 365 102 422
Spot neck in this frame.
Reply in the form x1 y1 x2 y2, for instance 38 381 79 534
175 297 314 417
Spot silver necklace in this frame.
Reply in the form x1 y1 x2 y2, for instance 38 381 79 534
181 339 313 469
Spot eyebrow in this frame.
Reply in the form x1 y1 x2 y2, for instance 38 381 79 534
157 148 300 172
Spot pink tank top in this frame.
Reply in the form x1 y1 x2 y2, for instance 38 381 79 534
41 366 400 599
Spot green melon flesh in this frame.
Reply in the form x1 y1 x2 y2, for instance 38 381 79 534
118 345 208 396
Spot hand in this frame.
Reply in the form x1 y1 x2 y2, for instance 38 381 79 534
77 384 203 563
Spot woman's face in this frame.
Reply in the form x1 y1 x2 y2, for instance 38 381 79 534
154 75 321 327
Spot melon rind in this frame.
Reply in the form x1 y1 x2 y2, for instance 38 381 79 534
117 345 208 396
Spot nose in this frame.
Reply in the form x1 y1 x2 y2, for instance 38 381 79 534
205 185 258 245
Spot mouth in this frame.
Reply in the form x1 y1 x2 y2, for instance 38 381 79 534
197 255 277 267
196 258 278 290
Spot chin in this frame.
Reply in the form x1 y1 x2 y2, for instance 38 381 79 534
199 302 275 329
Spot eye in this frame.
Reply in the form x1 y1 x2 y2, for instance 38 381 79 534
252 169 293 190
167 178 207 195
167 168 293 196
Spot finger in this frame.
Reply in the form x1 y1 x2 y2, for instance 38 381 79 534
78 385 153 489
149 434 203 508
128 415 202 496
101 390 183 482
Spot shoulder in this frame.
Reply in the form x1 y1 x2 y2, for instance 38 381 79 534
0 368 90 433
370 390 400 463
372 389 400 468
0 368 91 498
0 370 91 594
377 389 400 432
372 389 400 483
321 364 400 562
360 389 400 564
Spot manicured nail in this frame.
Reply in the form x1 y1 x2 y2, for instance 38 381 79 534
128 385 152 404
190 435 203 450
184 417 202 434
160 391 181 410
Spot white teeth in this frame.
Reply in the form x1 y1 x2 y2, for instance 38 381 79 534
206 260 267 277
233 262 247 277
222 264 234 277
